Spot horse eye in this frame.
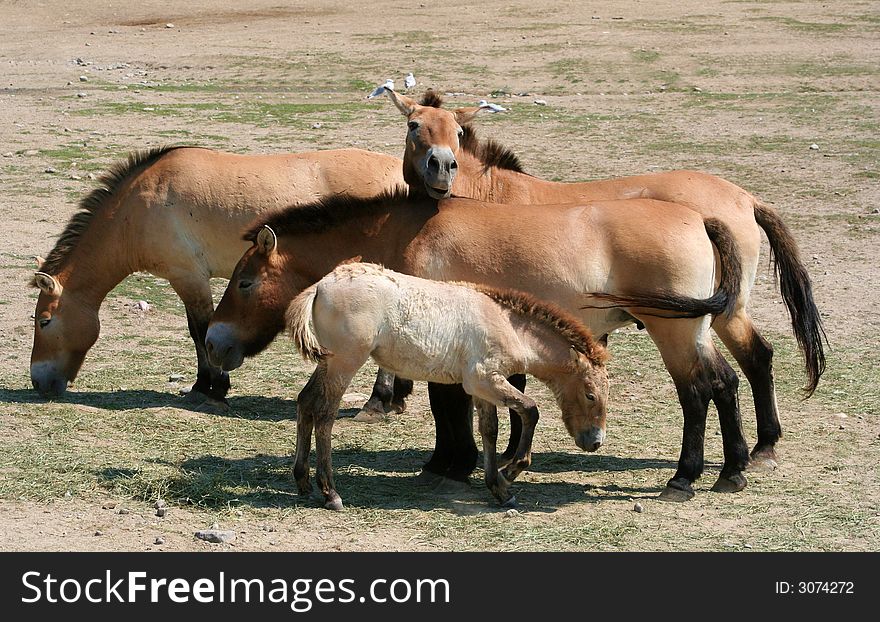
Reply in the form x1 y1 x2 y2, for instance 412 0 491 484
586 393 596 402
238 280 253 290
408 121 419 132
457 127 464 137
38 318 51 328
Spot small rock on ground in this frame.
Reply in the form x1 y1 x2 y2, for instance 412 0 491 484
195 529 236 544
633 502 644 513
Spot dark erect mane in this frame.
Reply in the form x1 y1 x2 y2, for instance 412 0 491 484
460 125 526 174
244 187 414 241
468 284 608 367
419 89 444 108
32 145 187 283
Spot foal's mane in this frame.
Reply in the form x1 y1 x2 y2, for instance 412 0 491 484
243 187 413 241
32 145 187 283
418 89 526 175
468 284 607 366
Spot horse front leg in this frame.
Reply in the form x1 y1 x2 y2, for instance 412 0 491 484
170 275 230 405
358 368 395 422
424 382 478 483
499 374 526 467
475 399 512 506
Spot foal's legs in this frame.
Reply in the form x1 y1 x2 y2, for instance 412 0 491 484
475 399 510 504
359 368 395 421
361 371 415 421
467 373 540 505
641 316 749 502
168 275 230 403
499 374 527 467
295 360 361 510
713 311 781 469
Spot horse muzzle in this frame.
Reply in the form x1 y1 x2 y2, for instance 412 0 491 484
422 147 457 199
205 322 245 372
576 427 606 453
31 361 70 397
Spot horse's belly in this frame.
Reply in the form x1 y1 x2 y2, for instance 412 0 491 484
370 346 463 385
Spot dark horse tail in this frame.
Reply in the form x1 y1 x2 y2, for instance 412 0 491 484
582 217 742 321
753 201 826 396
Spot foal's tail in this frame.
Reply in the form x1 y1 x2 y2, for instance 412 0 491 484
754 200 827 396
286 284 329 363
582 217 742 320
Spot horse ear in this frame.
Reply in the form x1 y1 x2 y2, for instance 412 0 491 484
255 225 278 255
452 106 486 125
569 347 580 364
384 88 419 116
33 272 62 296
34 256 46 269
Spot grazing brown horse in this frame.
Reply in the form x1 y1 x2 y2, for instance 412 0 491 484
205 189 747 501
286 261 610 509
369 87 826 472
28 146 404 403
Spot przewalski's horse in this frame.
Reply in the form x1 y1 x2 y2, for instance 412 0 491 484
29 146 404 403
205 189 747 501
286 262 610 509
370 87 826 471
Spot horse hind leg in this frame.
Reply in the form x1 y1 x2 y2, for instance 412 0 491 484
705 348 750 494
305 359 362 511
714 312 781 470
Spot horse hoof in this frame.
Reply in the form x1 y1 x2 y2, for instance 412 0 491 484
501 495 517 509
658 486 695 503
353 408 385 423
711 473 747 493
180 387 207 403
414 470 444 486
324 495 344 511
433 477 472 495
388 400 407 415
748 447 779 471
195 396 230 415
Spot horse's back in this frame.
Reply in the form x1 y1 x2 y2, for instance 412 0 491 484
118 147 404 279
403 198 718 334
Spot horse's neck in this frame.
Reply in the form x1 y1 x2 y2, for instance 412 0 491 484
508 314 573 382
56 217 137 308
454 154 580 204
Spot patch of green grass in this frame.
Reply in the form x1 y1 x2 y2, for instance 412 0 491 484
754 16 853 33
631 49 660 63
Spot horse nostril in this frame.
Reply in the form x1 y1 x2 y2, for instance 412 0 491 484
591 441 602 452
427 155 439 170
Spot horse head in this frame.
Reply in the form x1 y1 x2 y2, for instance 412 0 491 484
30 270 99 396
205 226 293 371
552 346 610 453
380 88 494 199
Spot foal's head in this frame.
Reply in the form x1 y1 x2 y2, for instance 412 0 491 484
206 226 295 371
379 88 493 199
30 271 99 396
551 347 610 453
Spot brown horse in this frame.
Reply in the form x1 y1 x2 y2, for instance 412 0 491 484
28 146 404 403
205 189 747 502
370 87 826 470
286 261 610 509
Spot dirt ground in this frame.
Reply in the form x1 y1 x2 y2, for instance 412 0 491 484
0 0 877 551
